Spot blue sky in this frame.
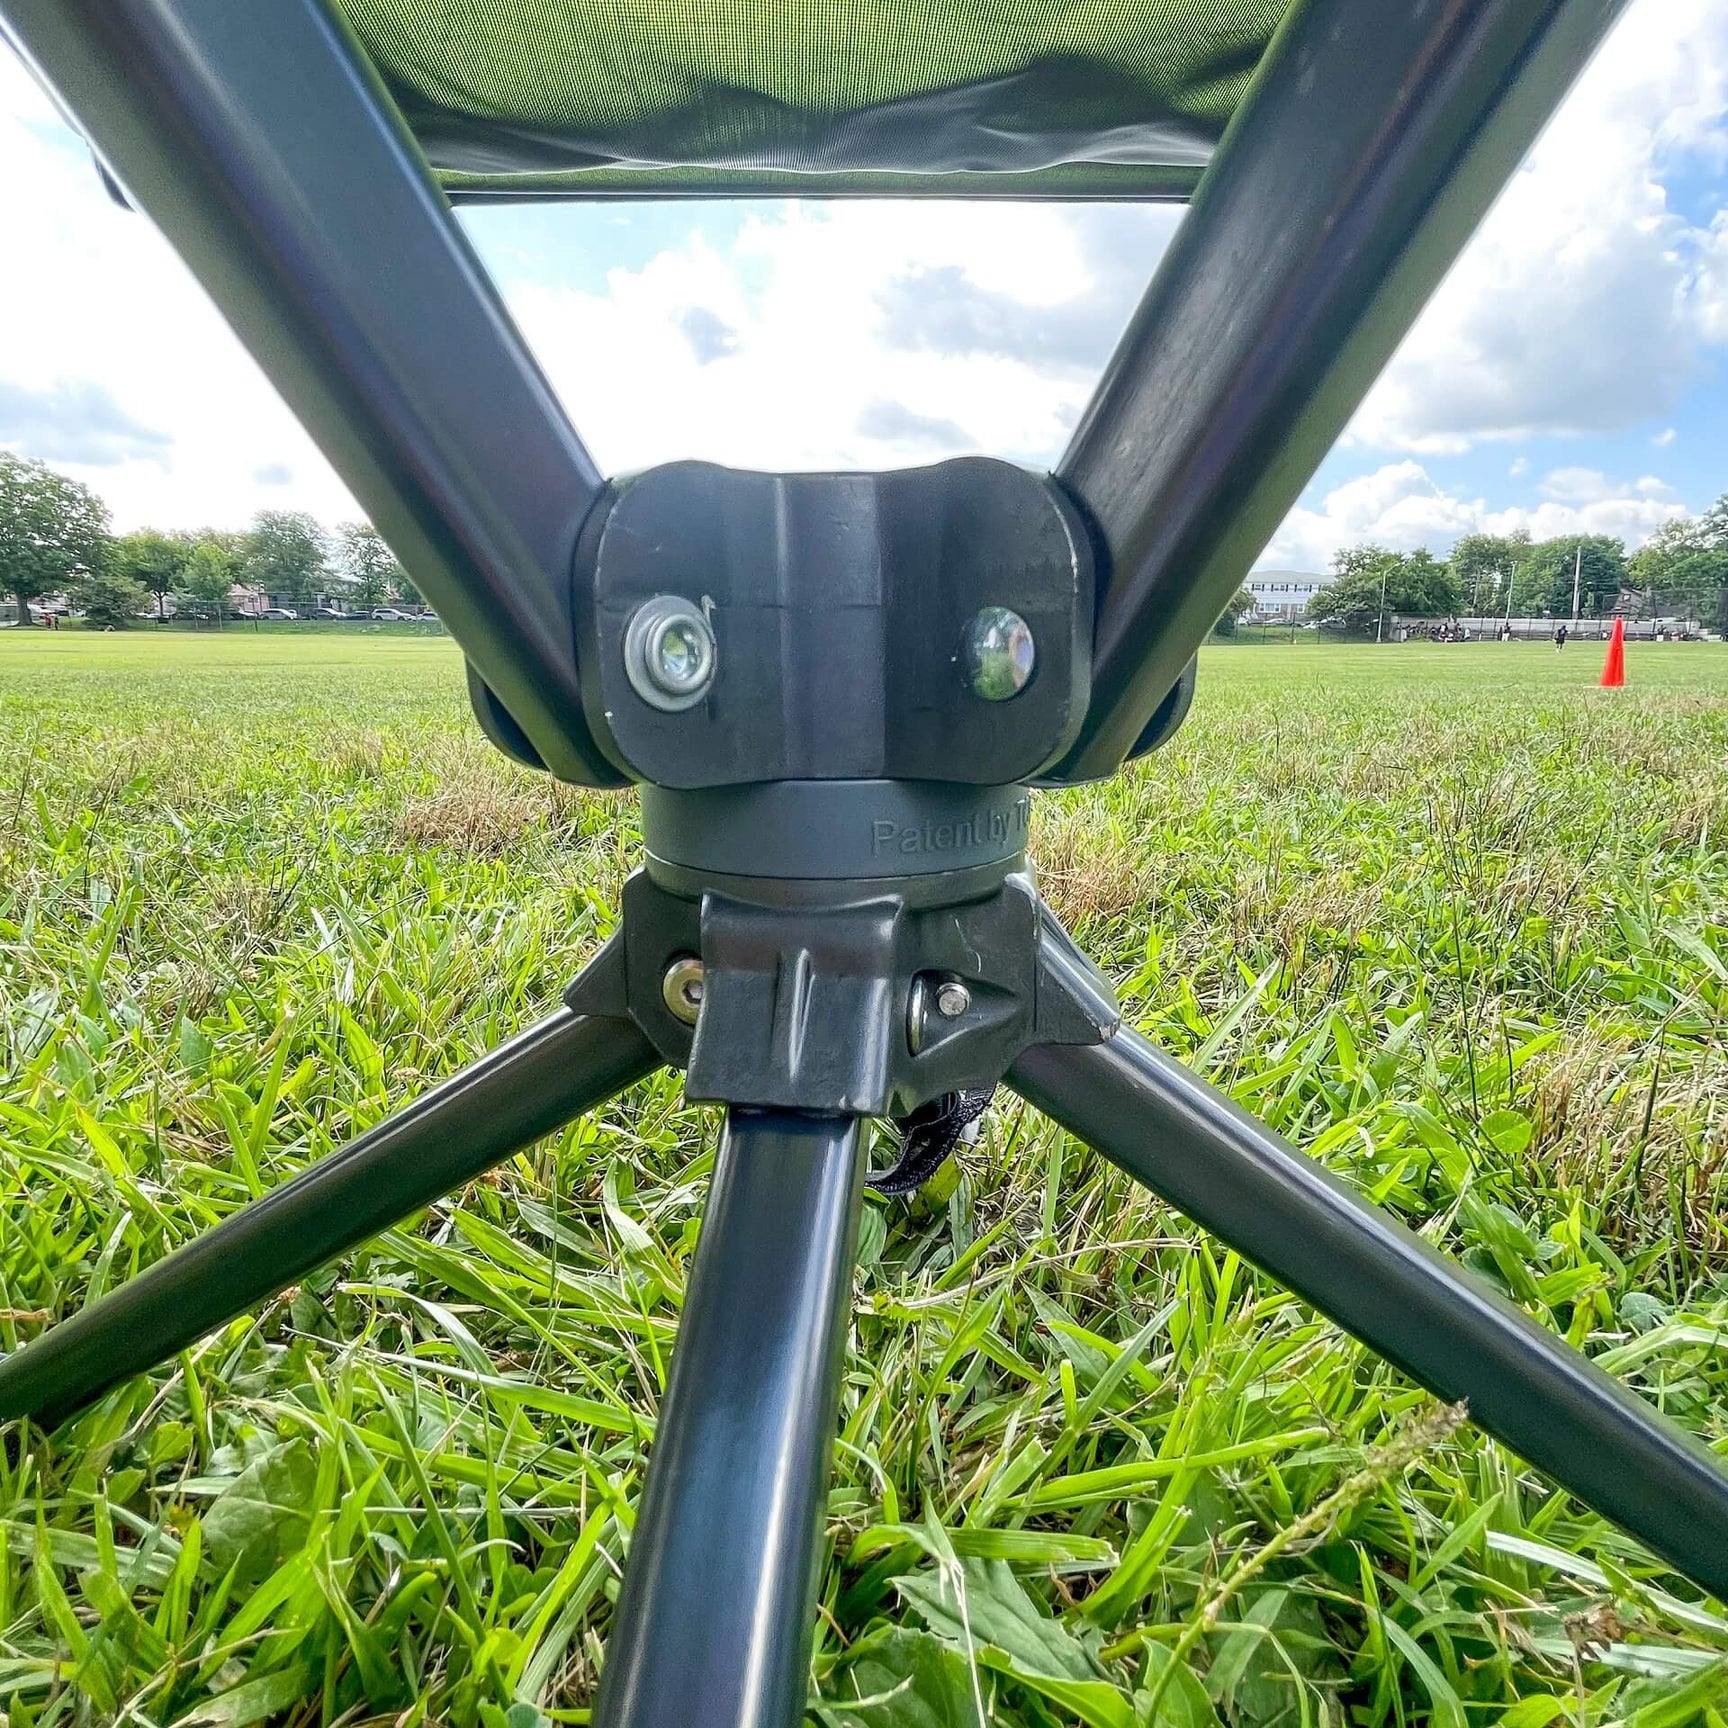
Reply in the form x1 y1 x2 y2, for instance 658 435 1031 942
2 0 1725 573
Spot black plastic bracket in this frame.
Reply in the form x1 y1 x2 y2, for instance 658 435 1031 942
566 867 1117 1116
572 457 1095 790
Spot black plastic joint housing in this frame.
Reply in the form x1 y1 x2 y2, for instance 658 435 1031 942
573 457 1094 789
566 868 1119 1117
640 780 1032 881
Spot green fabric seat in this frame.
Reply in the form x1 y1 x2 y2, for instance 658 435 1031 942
332 0 1292 198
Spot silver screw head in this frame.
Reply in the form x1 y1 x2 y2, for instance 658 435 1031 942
625 595 717 711
909 974 972 1053
961 606 1036 701
662 955 705 1024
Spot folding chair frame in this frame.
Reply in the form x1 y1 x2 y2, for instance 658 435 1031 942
5 4 1723 1726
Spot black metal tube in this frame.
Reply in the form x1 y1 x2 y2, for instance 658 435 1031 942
0 0 618 783
1053 0 1629 779
594 1109 864 1728
1009 1029 1728 1597
0 1010 658 1427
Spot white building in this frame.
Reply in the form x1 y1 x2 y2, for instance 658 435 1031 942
1244 569 1333 622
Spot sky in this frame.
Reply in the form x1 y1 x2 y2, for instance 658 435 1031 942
1 0 1725 576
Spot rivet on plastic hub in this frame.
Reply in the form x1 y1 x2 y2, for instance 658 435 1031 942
662 955 705 1024
625 595 717 711
908 975 971 1053
961 606 1035 700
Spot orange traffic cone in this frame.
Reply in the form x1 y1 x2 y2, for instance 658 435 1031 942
1600 616 1625 688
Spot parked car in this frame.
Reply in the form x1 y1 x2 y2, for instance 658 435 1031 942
313 606 349 619
371 606 413 620
259 607 298 621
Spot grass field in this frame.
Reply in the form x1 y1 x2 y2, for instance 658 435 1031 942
1 631 1725 1727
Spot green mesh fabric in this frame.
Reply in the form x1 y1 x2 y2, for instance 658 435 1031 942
332 0 1292 198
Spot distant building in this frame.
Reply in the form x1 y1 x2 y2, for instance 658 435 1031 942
1244 569 1333 622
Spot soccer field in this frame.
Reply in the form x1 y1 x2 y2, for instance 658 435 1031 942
1 629 1725 1724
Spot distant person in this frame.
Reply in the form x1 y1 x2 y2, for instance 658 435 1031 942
1553 623 1568 651
1500 623 1511 641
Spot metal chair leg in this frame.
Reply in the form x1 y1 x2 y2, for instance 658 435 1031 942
0 1008 658 1426
593 1108 865 1728
1010 1028 1728 1598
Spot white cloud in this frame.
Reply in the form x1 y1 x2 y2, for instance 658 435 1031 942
1540 467 1616 504
1265 462 1687 572
1351 0 1728 452
0 378 170 467
491 201 1175 475
0 53 355 530
1698 209 1728 344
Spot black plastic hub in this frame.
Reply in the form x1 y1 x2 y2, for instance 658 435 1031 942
567 866 1118 1117
641 779 1032 880
573 457 1094 789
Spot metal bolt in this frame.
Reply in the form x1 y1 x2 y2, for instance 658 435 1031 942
908 975 971 1053
625 595 717 711
961 606 1036 701
662 955 705 1024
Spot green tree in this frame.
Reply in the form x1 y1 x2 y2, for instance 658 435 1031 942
392 567 423 607
336 521 402 613
67 564 148 628
1511 535 1626 617
1388 548 1459 616
1212 584 1254 637
1630 517 1704 587
1450 530 1531 615
1307 546 1460 635
1630 513 1728 631
243 510 327 607
1698 493 1728 633
199 528 248 565
177 540 239 625
0 453 111 627
114 528 193 620
1332 543 1394 581
1307 546 1400 633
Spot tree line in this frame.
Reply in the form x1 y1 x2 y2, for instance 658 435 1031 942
0 452 419 628
1300 495 1728 635
11 447 1728 640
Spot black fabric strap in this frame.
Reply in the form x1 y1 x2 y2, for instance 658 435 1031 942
868 1087 995 1196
